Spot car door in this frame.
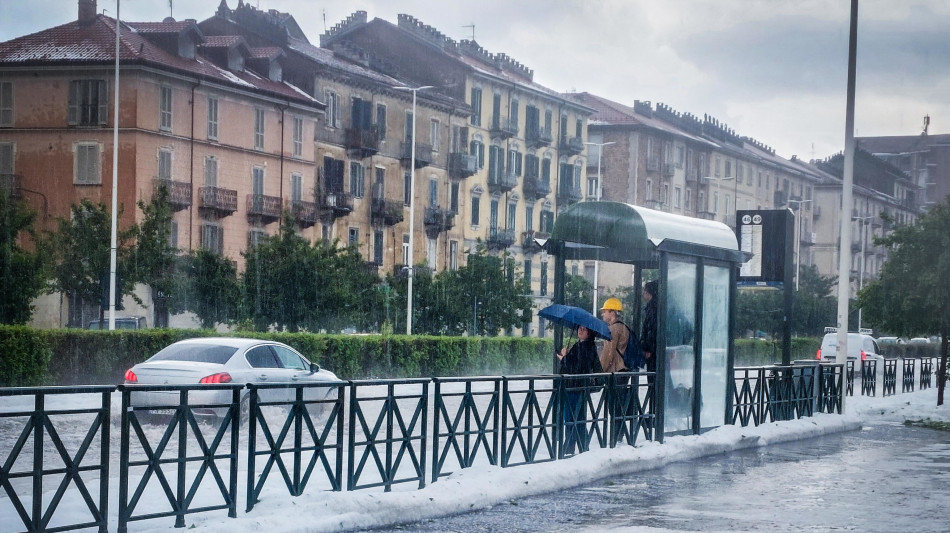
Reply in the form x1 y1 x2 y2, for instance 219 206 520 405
244 345 284 403
271 344 325 402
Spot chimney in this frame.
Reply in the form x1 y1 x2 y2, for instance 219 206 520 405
78 0 97 25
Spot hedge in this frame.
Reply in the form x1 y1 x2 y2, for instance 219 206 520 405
0 326 555 386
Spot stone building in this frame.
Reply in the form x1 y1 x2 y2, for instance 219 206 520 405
857 131 950 211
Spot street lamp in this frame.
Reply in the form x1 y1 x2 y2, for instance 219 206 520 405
852 214 874 329
107 0 121 330
584 140 615 314
393 85 433 335
788 198 813 291
702 176 734 222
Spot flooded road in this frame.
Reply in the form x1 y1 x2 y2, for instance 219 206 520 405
391 422 950 532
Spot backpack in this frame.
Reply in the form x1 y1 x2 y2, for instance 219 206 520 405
617 322 645 370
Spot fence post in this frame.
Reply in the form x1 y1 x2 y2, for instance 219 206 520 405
99 390 111 533
229 387 240 518
118 390 130 533
32 393 44 533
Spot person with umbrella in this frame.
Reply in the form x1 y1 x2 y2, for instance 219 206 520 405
556 325 603 455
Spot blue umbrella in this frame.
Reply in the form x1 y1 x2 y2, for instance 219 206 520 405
538 304 612 340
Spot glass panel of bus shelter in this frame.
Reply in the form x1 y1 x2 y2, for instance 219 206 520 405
665 257 697 434
700 263 730 429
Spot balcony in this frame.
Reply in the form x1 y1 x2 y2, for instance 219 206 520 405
198 186 238 217
363 261 380 278
152 178 192 211
371 197 404 226
685 168 699 183
344 126 381 158
400 141 433 168
247 194 282 224
488 168 518 193
522 176 551 200
697 210 716 221
662 162 675 177
646 157 659 172
486 227 515 250
448 152 478 179
525 125 553 148
317 189 353 218
0 174 22 198
423 206 455 236
522 230 550 253
291 200 318 228
392 264 434 279
559 135 584 156
800 232 816 246
490 117 518 139
557 182 583 204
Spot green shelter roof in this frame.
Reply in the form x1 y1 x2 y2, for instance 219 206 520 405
549 201 743 264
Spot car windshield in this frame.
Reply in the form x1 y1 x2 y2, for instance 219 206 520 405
149 344 237 364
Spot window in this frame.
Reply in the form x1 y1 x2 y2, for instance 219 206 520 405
404 110 413 142
252 167 265 195
348 227 359 246
588 176 598 198
645 179 653 201
470 139 485 169
291 173 302 203
449 240 459 270
541 157 551 185
450 182 459 213
676 145 685 167
685 189 691 210
507 147 522 176
470 194 480 226
200 224 223 254
661 183 669 205
725 195 731 216
0 82 12 127
575 119 582 138
714 156 721 177
204 156 217 186
426 238 437 268
74 142 101 184
376 103 387 137
713 191 719 213
402 234 410 265
206 96 218 140
525 205 534 232
349 162 365 198
404 171 411 205
292 117 303 157
507 200 517 229
254 108 265 150
674 186 681 209
169 220 178 249
68 80 107 126
0 142 14 174
374 167 385 199
540 210 554 233
699 191 705 212
540 263 548 296
489 198 499 229
524 259 532 284
430 119 440 150
324 90 340 129
429 178 438 207
159 86 172 131
725 160 732 178
158 149 172 180
373 230 383 264
470 87 482 126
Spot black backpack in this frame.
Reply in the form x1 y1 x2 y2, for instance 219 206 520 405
617 322 645 370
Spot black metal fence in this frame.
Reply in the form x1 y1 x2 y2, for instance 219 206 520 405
1 360 939 532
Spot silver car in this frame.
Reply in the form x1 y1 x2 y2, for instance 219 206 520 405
123 337 340 421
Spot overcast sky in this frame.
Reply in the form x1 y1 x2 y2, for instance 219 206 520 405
3 0 948 160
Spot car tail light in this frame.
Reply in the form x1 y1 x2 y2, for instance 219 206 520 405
124 369 137 383
199 372 232 384
861 350 867 361
816 349 821 360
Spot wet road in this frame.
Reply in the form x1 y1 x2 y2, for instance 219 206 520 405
386 422 950 532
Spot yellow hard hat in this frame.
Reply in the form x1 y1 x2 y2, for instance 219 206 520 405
600 297 622 312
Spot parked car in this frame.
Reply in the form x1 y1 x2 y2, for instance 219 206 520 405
123 337 340 421
816 329 883 363
908 337 931 344
87 316 147 330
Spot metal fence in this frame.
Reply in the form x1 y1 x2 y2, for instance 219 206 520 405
1 360 941 532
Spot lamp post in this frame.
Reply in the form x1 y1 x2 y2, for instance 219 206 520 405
108 0 121 330
393 85 433 335
702 175 734 222
788 198 813 291
584 140 614 314
852 214 874 329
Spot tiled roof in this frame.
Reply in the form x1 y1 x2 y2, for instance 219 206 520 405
201 35 245 48
0 15 320 109
569 92 715 147
127 21 199 35
248 46 283 60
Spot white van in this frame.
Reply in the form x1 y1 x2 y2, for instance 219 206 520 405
816 328 883 363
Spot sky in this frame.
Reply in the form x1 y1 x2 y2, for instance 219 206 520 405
1 0 949 160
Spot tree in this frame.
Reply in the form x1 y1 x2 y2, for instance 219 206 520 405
562 274 593 310
859 199 950 405
128 185 179 326
0 192 49 324
48 199 133 327
170 249 240 329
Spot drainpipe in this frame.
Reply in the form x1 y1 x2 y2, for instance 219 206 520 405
278 103 288 201
189 81 199 250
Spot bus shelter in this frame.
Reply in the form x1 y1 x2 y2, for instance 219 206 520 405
547 201 748 441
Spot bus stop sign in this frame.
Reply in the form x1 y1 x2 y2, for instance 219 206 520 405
735 209 793 285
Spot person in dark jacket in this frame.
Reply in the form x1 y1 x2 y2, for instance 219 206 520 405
641 280 659 401
557 325 603 454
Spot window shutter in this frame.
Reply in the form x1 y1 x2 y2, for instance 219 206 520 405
205 157 217 186
488 146 497 181
0 143 13 174
98 81 109 125
516 152 523 176
67 81 79 125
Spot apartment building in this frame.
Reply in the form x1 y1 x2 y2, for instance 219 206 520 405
857 132 950 210
0 0 325 327
319 12 594 336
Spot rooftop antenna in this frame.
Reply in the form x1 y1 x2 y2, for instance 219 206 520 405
810 142 815 160
168 0 173 18
323 9 327 32
462 24 475 41
922 114 930 136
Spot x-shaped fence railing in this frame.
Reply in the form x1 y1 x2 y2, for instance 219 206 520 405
500 376 558 468
431 377 500 482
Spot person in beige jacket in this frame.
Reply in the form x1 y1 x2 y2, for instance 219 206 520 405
599 297 630 372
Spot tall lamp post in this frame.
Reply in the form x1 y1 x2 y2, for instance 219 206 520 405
852 214 874 329
584 140 614 313
107 0 121 331
702 176 734 222
393 85 433 335
788 198 813 290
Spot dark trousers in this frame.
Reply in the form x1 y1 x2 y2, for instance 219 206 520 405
562 391 586 455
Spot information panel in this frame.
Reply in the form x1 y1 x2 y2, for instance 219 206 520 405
735 209 793 284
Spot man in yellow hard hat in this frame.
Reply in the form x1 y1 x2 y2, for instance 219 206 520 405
599 297 629 373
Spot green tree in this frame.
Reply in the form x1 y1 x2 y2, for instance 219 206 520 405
0 192 49 324
563 274 593 310
859 198 950 405
171 248 240 329
48 199 132 327
128 185 179 326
